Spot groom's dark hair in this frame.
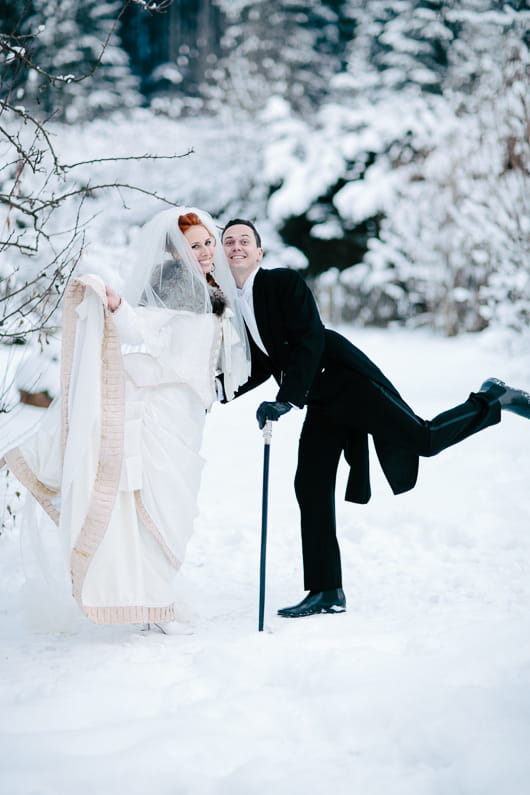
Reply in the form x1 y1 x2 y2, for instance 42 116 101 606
221 218 262 248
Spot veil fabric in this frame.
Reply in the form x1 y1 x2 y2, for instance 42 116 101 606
122 206 251 400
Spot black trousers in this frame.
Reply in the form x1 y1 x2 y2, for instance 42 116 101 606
294 376 502 592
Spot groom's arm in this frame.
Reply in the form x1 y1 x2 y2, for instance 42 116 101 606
272 270 325 408
218 360 272 403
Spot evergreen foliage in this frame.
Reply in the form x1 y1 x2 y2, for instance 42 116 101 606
1 0 140 121
120 0 224 115
211 0 355 113
334 4 530 334
342 0 455 95
1 0 529 335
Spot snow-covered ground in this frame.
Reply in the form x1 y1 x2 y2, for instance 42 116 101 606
1 325 530 795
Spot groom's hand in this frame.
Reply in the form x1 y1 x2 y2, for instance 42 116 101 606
256 401 292 429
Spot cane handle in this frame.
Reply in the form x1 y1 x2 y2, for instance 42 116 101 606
262 419 273 444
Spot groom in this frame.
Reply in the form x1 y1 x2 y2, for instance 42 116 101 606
221 218 530 618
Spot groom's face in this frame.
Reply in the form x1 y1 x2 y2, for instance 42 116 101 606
222 224 263 284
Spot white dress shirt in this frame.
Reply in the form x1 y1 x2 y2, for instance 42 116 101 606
235 267 298 409
236 267 268 355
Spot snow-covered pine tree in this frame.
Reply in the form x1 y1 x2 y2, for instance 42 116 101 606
337 2 530 334
256 0 456 284
120 0 225 116
210 0 355 114
448 4 530 332
0 1 36 103
341 0 456 96
18 0 141 121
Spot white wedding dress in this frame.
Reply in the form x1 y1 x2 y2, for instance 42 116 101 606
2 275 222 625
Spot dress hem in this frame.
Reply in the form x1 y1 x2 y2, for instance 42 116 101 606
83 603 176 625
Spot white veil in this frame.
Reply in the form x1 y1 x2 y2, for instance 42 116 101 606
122 206 251 400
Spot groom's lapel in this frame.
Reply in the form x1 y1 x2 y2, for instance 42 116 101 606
252 269 275 359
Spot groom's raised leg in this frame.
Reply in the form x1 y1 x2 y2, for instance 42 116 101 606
354 377 502 458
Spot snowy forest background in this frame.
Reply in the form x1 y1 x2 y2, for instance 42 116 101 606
2 5 530 790
0 0 529 383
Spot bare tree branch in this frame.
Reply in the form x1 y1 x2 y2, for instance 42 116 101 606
0 0 186 346
62 149 194 171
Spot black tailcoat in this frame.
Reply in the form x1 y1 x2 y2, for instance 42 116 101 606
234 267 499 590
236 267 419 504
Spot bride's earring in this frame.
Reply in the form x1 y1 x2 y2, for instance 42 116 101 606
210 263 216 273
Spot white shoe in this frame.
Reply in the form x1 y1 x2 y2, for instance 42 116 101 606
150 621 194 636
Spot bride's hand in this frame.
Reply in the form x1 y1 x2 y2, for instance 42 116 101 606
105 285 122 312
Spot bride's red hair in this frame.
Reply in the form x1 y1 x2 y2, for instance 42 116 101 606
178 212 211 236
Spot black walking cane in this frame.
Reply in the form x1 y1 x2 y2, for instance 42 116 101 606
258 419 273 632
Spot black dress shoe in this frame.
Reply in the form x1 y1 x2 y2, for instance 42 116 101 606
479 378 530 419
277 588 346 618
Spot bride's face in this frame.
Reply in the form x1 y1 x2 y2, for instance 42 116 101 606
183 224 216 275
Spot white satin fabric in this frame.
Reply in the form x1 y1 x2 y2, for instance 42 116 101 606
14 285 221 622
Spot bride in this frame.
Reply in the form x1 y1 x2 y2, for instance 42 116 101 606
1 207 250 631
